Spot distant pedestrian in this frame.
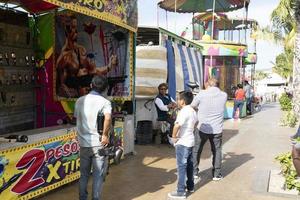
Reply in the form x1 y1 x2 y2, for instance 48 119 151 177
244 80 253 114
191 78 227 181
168 91 198 199
232 84 245 120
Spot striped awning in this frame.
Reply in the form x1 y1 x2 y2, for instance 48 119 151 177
166 40 203 99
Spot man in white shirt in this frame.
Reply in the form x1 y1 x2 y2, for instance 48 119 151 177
74 75 112 200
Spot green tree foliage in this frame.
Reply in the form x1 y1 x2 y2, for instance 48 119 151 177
273 48 293 80
275 152 300 191
270 0 296 81
254 71 268 81
279 93 293 111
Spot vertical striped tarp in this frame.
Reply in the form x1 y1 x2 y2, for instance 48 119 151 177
167 40 203 95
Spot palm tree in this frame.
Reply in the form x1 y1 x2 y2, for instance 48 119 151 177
256 0 296 83
292 0 300 114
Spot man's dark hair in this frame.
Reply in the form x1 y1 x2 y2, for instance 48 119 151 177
244 80 249 85
237 83 243 89
179 91 193 105
91 75 108 93
158 83 168 89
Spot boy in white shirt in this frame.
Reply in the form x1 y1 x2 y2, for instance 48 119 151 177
168 91 198 199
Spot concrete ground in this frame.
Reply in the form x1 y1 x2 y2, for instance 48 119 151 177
38 103 299 200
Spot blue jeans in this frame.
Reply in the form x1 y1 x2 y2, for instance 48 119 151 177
175 145 194 193
79 146 106 200
233 100 244 118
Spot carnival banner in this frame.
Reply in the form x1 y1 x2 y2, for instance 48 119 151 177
0 131 80 200
43 0 138 32
55 12 132 100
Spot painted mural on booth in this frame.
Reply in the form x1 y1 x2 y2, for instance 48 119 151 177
55 12 131 100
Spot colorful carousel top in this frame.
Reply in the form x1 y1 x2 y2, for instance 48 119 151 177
158 0 249 13
193 12 258 31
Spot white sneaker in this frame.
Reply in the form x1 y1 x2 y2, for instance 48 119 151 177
194 175 200 179
212 175 223 181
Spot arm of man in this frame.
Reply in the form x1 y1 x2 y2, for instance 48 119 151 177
190 93 201 110
101 113 112 146
94 55 118 75
100 100 112 145
154 98 169 111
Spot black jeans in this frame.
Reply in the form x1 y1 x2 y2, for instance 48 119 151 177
193 131 222 177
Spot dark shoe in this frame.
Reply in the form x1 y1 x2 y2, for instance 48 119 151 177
167 191 186 199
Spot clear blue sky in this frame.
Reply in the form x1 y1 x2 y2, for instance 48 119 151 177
138 0 283 70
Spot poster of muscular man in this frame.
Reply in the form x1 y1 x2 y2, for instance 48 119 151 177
55 12 131 99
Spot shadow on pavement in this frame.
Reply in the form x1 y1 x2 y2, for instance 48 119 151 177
193 152 254 194
102 145 177 200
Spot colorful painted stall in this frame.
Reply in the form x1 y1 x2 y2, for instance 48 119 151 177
158 0 257 119
0 1 137 199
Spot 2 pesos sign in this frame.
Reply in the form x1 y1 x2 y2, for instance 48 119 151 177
0 132 80 200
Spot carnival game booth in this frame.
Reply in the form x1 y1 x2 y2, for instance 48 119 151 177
135 26 203 143
0 1 137 199
158 0 256 119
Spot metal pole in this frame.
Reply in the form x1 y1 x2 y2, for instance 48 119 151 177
166 10 168 30
192 12 194 40
211 0 216 39
157 4 159 27
174 0 177 34
245 1 248 44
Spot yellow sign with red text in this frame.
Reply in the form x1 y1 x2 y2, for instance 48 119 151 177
0 132 80 200
43 0 138 32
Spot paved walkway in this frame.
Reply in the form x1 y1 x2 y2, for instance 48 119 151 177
39 103 299 200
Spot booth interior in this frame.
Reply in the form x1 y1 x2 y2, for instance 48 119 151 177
0 1 137 200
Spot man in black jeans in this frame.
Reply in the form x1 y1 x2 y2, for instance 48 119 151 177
191 78 227 181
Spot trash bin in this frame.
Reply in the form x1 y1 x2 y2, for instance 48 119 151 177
136 120 153 144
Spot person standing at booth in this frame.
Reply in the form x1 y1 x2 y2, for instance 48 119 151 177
74 75 112 200
244 80 253 115
191 78 227 181
232 84 246 120
154 83 177 143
